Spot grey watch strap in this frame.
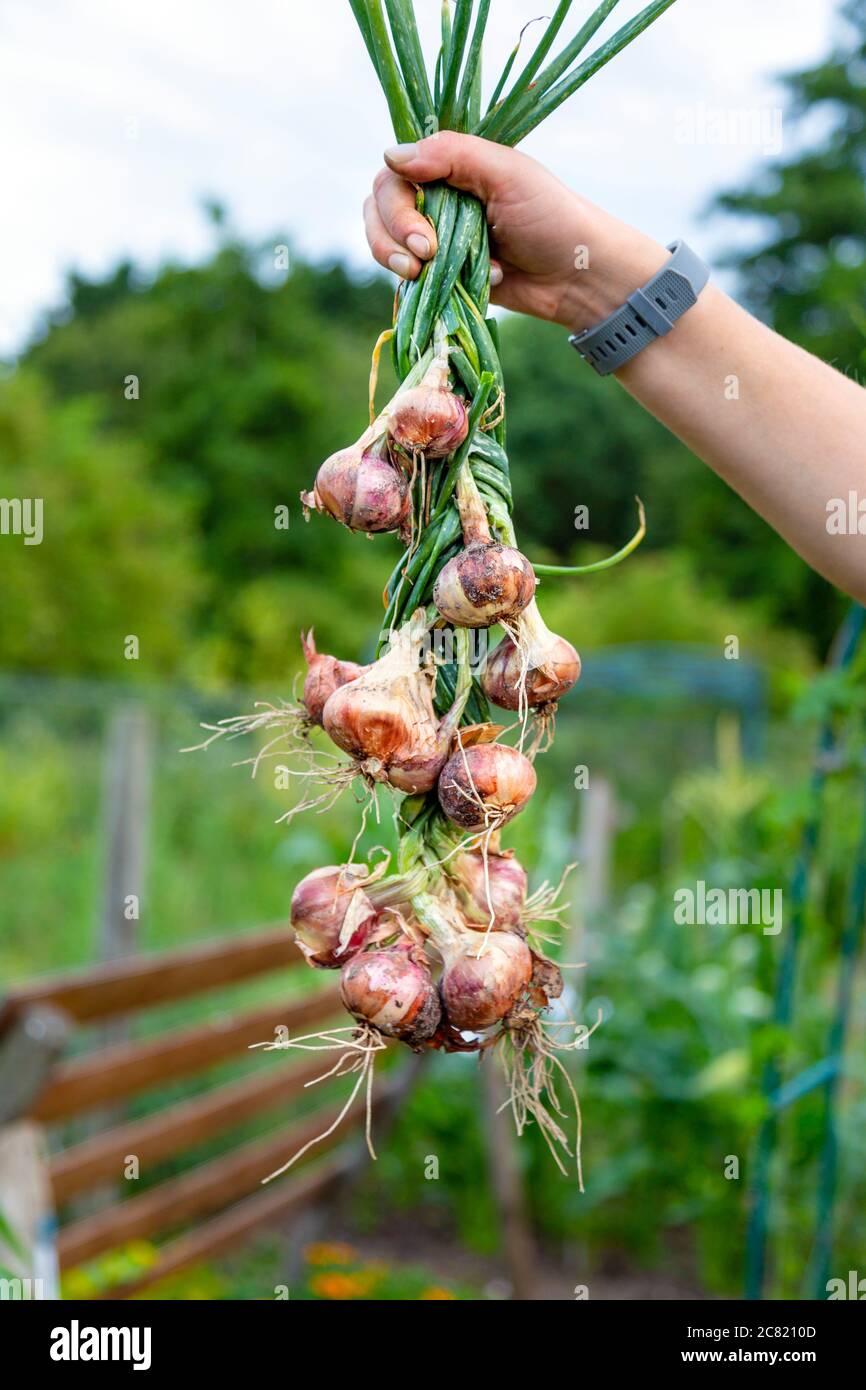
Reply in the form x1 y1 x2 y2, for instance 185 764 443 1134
569 240 710 375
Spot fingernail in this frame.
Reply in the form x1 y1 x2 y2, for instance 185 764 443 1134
385 143 419 165
388 252 414 278
407 233 431 258
490 264 504 287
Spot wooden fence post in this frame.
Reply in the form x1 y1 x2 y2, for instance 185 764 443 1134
575 775 616 918
480 1062 537 1300
72 704 153 1214
100 704 153 973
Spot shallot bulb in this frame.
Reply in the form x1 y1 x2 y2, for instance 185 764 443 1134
482 600 581 711
454 849 528 929
387 353 468 458
438 742 537 832
412 890 531 1031
290 865 378 969
302 442 410 535
441 930 533 1031
340 941 441 1046
433 542 536 628
323 612 463 794
301 631 366 726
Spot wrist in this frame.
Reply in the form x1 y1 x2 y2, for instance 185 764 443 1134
556 202 669 333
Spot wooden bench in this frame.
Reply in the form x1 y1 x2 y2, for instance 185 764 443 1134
0 926 414 1299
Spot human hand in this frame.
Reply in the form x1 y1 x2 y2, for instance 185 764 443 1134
363 132 666 334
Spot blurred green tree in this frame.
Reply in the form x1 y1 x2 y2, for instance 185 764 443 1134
23 234 408 679
0 372 201 677
716 0 866 372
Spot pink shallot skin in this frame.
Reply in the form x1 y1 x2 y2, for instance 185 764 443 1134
290 864 377 969
301 631 367 726
454 849 528 929
304 446 410 534
440 931 533 1031
438 743 537 832
434 542 536 629
340 941 441 1045
388 384 469 458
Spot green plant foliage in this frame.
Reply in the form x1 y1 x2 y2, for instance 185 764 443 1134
0 372 202 678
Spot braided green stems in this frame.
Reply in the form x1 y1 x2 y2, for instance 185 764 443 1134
349 0 675 842
380 181 515 728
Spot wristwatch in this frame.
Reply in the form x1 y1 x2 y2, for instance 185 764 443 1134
569 240 710 376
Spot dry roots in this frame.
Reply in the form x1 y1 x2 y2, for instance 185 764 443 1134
496 1004 602 1186
252 1022 387 1182
185 701 389 842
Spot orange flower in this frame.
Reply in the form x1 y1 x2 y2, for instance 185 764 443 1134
419 1286 456 1300
309 1270 380 1300
304 1242 359 1267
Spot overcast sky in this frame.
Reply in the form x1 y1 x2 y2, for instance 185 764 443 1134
0 0 843 356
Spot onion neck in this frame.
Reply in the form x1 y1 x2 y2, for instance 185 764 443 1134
411 890 471 961
373 609 428 681
420 345 452 393
366 863 430 908
455 462 492 546
368 345 438 444
514 598 557 670
436 626 473 746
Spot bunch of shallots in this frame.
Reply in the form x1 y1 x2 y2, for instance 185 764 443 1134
194 0 668 1180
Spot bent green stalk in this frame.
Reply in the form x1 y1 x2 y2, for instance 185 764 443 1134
533 500 647 576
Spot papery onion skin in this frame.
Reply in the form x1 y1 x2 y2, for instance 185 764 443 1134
322 671 448 794
324 682 416 765
340 943 441 1045
456 850 528 929
388 386 469 458
483 632 581 711
301 631 366 726
529 951 565 1009
304 447 410 534
321 615 458 795
290 865 377 969
438 743 537 832
441 931 533 1031
433 543 536 628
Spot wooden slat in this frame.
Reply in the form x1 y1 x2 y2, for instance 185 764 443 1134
50 1052 334 1204
93 1154 351 1299
0 924 299 1028
32 988 340 1122
58 1075 401 1269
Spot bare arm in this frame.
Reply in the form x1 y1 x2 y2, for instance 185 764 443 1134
365 134 866 603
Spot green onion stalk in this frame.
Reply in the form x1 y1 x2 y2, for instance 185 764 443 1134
358 0 665 800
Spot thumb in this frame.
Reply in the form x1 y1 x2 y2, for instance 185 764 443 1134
384 131 514 202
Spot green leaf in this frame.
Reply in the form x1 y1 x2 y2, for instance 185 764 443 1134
506 0 679 146
348 0 381 75
384 0 434 127
485 14 555 116
533 500 646 575
455 0 492 132
363 0 422 141
437 0 473 129
480 0 620 140
0 1207 26 1261
479 0 582 137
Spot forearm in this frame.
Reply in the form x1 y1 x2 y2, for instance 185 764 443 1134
619 285 866 601
564 206 866 602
